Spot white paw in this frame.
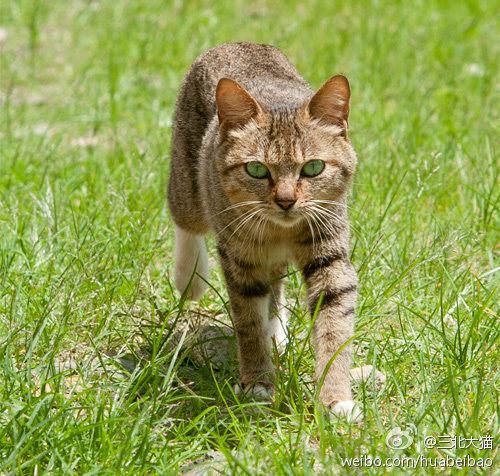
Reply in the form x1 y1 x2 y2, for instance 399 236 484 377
250 384 273 399
234 383 273 399
174 226 209 301
178 273 207 301
330 400 363 423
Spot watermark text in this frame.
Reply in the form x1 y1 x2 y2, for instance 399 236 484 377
340 455 493 469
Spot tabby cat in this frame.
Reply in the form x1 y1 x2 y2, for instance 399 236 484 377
167 42 359 420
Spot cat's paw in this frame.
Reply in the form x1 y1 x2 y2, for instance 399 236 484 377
329 400 363 423
176 271 207 301
234 383 273 399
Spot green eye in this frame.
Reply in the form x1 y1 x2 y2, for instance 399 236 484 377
301 160 325 177
245 161 270 178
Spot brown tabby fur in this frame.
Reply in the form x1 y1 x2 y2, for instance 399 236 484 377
168 42 358 415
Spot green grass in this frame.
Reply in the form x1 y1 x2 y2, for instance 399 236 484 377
1 0 499 474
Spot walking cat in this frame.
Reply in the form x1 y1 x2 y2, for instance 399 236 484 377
168 42 359 420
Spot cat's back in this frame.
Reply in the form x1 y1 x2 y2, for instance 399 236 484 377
180 42 312 114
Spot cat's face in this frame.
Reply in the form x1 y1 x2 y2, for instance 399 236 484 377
218 115 356 229
216 77 356 229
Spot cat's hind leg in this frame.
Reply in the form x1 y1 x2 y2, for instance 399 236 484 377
268 274 289 353
174 225 209 300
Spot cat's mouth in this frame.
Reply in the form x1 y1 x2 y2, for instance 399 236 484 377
271 210 304 227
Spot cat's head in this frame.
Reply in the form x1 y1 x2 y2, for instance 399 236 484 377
215 76 357 229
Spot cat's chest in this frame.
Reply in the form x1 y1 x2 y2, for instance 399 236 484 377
234 231 293 267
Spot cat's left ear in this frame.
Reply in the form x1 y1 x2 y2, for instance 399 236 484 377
307 75 350 130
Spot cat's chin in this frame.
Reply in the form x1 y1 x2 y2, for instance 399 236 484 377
271 213 303 228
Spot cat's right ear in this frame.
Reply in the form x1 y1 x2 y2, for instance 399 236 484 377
216 78 261 131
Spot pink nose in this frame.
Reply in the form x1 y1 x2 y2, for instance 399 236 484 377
275 198 296 210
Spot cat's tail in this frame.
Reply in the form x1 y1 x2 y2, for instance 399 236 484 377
173 225 209 300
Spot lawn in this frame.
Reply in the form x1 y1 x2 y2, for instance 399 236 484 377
0 0 499 474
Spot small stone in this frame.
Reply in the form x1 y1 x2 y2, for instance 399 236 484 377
168 324 235 370
191 325 235 369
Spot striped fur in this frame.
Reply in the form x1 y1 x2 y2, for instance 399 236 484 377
168 43 359 418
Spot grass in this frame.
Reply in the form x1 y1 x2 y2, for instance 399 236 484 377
0 0 499 474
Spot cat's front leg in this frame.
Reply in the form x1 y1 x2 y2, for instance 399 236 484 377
230 291 275 397
218 246 274 396
302 252 360 420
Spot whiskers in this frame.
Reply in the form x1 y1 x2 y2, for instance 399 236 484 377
215 201 269 264
214 200 266 216
214 198 355 261
304 199 357 249
310 199 357 212
215 206 263 239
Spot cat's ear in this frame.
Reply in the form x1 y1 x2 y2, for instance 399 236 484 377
307 75 350 130
216 78 261 130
